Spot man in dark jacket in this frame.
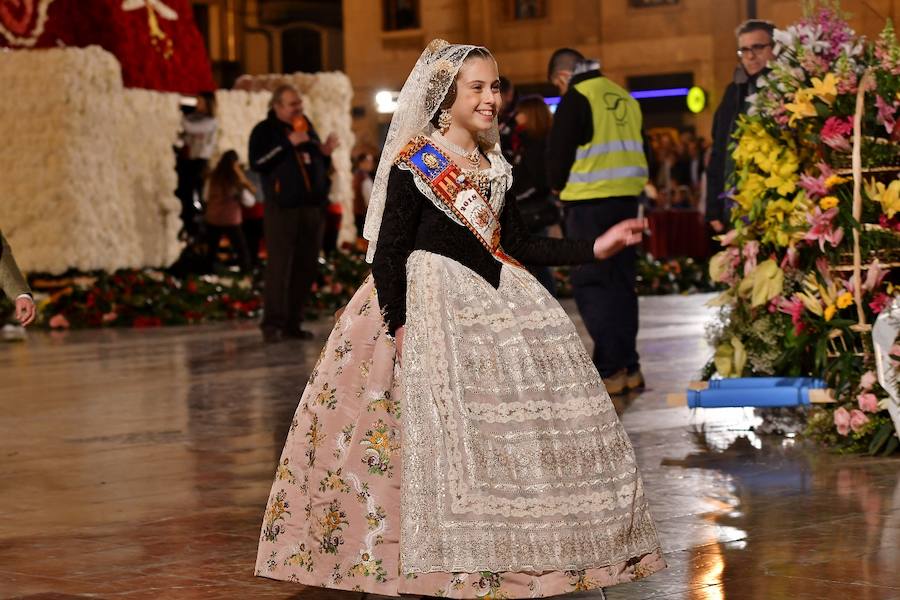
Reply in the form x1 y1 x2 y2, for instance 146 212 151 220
706 19 775 232
249 84 338 343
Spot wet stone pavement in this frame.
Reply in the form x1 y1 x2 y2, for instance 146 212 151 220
0 293 898 600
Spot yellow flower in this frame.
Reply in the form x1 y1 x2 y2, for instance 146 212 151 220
810 73 838 105
877 179 900 218
796 291 823 316
734 172 767 212
324 510 343 529
785 89 817 125
863 177 900 218
369 431 389 451
819 196 839 210
824 304 837 321
825 174 849 189
836 291 854 309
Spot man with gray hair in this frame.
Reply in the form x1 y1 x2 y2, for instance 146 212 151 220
706 19 776 233
249 84 338 343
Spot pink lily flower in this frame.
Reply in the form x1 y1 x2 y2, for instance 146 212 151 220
805 207 844 251
875 95 898 135
815 256 834 285
820 116 853 151
799 173 829 199
817 162 834 179
778 297 805 334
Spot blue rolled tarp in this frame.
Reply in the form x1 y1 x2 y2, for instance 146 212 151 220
686 385 825 409
705 377 827 390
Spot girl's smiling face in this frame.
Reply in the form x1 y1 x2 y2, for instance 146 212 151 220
449 57 501 134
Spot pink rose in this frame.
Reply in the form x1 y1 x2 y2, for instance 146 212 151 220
859 370 878 391
849 409 870 433
833 406 851 436
857 392 879 413
49 314 70 329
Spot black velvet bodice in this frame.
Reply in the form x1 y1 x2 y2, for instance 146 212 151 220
371 165 596 333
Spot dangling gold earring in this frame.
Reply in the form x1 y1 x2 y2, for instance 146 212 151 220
438 109 452 133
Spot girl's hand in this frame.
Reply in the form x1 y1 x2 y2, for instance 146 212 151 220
593 218 648 260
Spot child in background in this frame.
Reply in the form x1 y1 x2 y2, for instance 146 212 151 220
203 150 255 273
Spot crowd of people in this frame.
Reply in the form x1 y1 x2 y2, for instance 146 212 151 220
646 129 710 211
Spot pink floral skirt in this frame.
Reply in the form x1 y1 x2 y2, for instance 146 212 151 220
255 259 665 598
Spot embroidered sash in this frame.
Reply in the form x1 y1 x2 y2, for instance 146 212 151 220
396 136 521 267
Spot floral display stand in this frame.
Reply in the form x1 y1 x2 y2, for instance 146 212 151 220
707 4 900 454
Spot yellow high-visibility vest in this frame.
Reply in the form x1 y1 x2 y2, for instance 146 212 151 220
560 77 648 201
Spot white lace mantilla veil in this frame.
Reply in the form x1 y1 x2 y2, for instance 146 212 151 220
363 39 509 263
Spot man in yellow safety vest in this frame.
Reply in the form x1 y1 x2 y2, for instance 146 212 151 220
547 48 648 395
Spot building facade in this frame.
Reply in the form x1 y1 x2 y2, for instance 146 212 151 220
342 0 900 149
190 0 344 88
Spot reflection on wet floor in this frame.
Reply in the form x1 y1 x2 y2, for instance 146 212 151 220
0 293 897 599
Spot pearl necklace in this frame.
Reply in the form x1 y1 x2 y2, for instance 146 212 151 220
432 132 482 168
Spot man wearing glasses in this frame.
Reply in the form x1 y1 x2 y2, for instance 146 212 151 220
705 19 775 233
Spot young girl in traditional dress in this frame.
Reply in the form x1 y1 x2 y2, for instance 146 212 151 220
255 40 666 599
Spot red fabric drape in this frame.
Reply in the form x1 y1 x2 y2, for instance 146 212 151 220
0 0 215 94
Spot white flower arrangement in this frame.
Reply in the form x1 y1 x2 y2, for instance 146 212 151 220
0 47 356 275
214 89 271 166
0 46 182 274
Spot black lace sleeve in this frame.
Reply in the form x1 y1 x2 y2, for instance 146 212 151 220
371 166 424 334
499 192 596 266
